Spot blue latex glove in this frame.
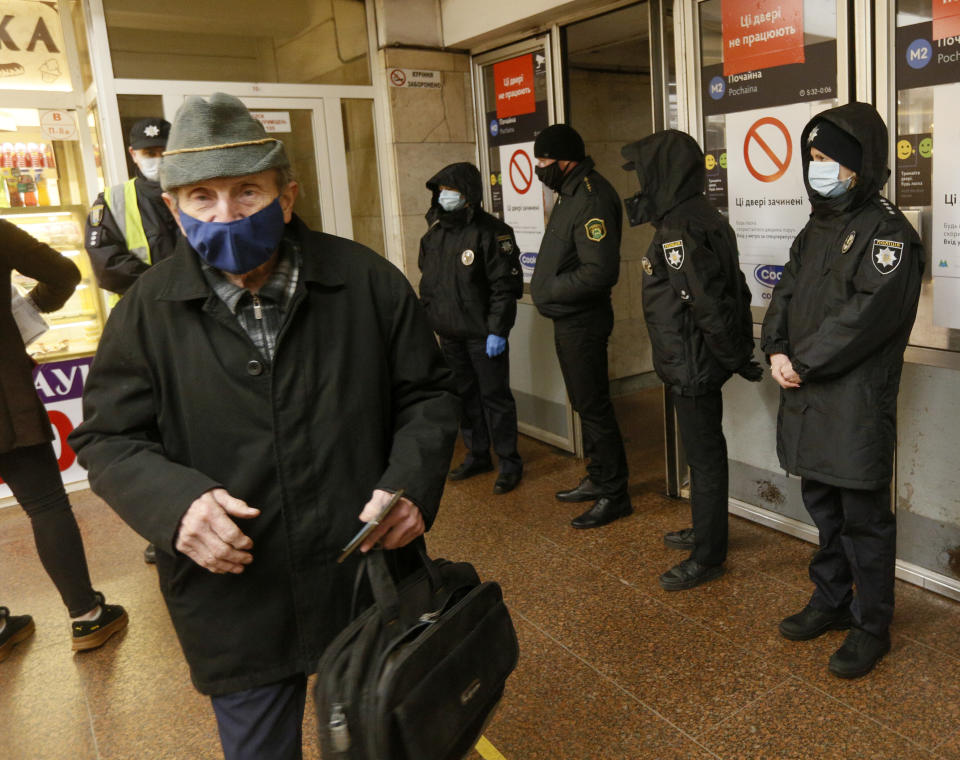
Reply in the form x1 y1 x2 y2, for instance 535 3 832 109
486 334 507 357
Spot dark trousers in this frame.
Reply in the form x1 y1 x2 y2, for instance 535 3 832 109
0 442 97 617
802 478 896 637
553 302 628 498
211 673 307 760
673 391 728 566
439 336 522 474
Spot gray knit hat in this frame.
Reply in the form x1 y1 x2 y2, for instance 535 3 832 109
160 92 289 190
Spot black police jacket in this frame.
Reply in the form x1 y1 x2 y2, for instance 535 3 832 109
531 157 622 319
761 103 925 490
84 174 180 295
418 163 522 339
622 130 754 396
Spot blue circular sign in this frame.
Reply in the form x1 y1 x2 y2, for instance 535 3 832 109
907 38 932 69
489 119 499 137
709 76 726 100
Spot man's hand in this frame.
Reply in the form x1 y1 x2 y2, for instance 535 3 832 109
770 352 802 389
175 488 261 574
357 489 425 553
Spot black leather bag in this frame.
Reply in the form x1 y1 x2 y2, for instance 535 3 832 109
315 546 519 760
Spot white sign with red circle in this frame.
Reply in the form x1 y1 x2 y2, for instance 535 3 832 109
498 141 545 283
726 103 812 279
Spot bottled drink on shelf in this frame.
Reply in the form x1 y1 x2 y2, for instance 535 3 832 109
35 171 50 206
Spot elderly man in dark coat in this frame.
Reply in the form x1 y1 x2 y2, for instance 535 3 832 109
69 93 459 760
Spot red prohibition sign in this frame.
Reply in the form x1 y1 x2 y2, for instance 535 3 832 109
389 68 406 86
509 149 533 194
743 117 793 183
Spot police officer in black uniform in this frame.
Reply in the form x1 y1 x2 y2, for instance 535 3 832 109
531 124 630 528
85 117 179 565
419 162 524 494
85 118 179 296
621 129 761 590
761 103 924 678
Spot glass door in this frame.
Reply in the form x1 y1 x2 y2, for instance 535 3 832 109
473 37 578 453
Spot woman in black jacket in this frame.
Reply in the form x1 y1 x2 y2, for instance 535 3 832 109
0 219 127 660
761 103 924 678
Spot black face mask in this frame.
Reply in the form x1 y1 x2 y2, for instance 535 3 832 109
535 162 566 192
623 192 652 226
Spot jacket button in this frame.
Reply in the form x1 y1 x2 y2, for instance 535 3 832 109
246 360 263 376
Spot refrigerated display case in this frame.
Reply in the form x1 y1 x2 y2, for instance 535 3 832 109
2 107 106 359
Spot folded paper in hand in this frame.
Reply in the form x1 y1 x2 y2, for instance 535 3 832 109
11 284 49 347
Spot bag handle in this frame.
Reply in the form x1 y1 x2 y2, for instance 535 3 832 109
350 539 441 625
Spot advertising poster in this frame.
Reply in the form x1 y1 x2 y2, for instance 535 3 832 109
498 141 545 283
895 133 933 207
0 357 92 500
930 84 960 328
721 0 805 76
726 103 811 305
705 147 728 209
0 1 70 92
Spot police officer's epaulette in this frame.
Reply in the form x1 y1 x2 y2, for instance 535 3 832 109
875 195 898 217
583 176 594 194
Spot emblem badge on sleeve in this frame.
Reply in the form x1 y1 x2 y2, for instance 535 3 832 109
663 240 685 270
585 218 607 241
642 256 653 276
871 239 903 275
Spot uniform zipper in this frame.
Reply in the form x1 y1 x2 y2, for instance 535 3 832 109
251 294 263 320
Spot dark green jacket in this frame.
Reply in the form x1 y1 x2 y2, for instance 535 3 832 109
69 217 459 695
761 103 924 489
531 157 623 319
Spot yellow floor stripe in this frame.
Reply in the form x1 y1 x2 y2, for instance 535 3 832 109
476 736 508 760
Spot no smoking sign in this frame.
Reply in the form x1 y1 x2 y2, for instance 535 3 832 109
743 116 793 183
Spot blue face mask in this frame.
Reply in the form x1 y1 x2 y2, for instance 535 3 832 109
178 198 286 274
808 161 854 198
438 189 466 212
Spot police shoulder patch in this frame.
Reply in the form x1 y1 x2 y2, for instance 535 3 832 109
641 256 653 276
585 218 606 241
663 239 685 270
497 234 514 255
89 204 104 227
871 238 904 275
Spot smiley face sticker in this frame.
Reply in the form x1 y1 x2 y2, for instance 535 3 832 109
919 136 933 159
896 139 913 161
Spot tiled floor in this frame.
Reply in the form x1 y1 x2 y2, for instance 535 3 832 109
2 387 959 759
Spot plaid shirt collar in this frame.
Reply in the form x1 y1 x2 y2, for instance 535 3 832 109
202 234 301 315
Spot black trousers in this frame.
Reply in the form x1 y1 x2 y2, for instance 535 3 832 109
211 673 306 760
801 478 895 637
673 390 728 566
439 337 521 474
0 442 98 617
553 302 628 498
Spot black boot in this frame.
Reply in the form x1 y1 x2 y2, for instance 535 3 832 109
779 604 853 641
570 495 632 528
493 470 522 494
663 528 695 550
828 628 890 678
658 558 724 591
556 476 602 503
448 459 493 481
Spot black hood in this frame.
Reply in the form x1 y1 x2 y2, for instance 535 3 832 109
620 130 705 225
800 102 889 214
426 162 483 207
